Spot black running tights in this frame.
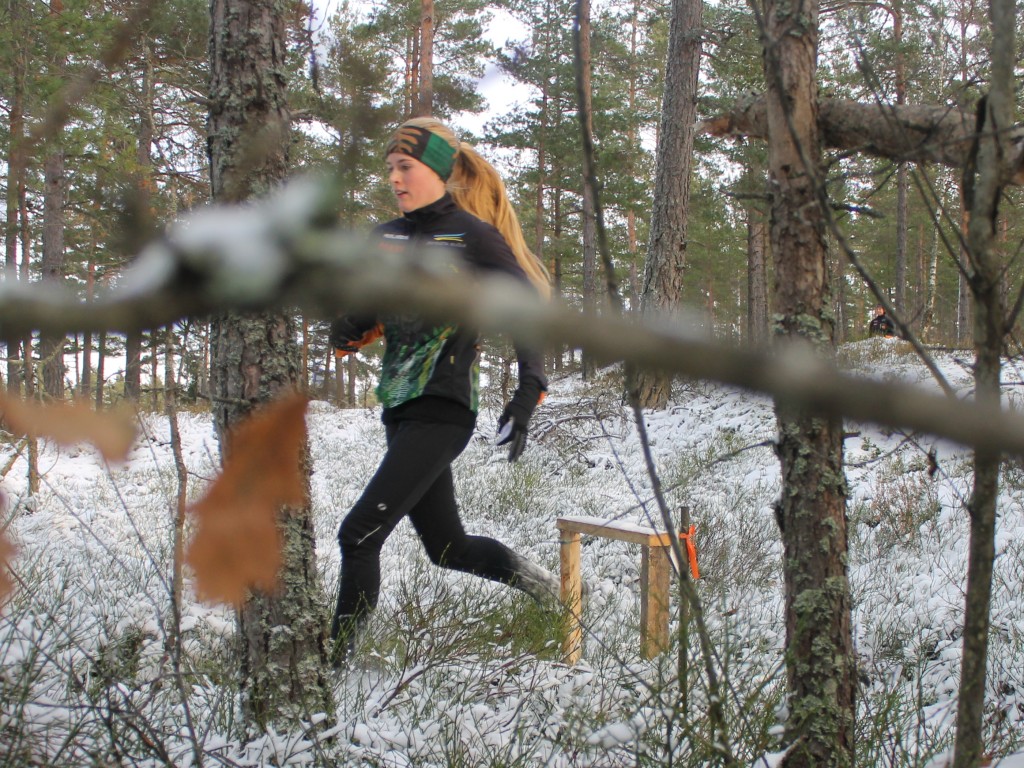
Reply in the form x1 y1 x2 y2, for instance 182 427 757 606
333 419 520 625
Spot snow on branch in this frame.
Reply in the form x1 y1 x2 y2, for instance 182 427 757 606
1 176 1023 455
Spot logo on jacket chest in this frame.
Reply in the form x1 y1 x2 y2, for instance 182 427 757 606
432 233 466 247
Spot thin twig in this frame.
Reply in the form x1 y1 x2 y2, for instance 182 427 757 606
572 0 621 312
573 1 732 754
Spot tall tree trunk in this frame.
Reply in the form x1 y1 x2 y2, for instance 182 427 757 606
199 322 210 401
39 0 67 400
95 331 106 410
22 141 39 492
636 0 702 407
552 182 564 373
346 354 356 406
922 190 943 338
958 198 972 346
953 1 1015 761
954 6 974 348
544 0 564 375
166 324 188 644
893 0 909 319
124 331 143 401
895 163 909 317
125 42 157 406
208 0 330 729
747 213 769 345
958 269 972 345
20 144 32 411
578 0 597 381
626 0 640 312
143 46 158 414
535 30 548 277
81 334 92 401
760 0 855 763
413 0 433 116
332 350 343 405
4 0 26 394
301 317 309 390
40 151 67 400
24 338 38 494
150 332 160 410
833 240 846 344
81 249 95 400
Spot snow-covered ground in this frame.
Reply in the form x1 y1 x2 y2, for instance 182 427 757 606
1 339 1022 766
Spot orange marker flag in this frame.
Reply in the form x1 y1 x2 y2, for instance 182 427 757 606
679 524 700 580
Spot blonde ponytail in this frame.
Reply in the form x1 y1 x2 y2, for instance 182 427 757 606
448 145 551 299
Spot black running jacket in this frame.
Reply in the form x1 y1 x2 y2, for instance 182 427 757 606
330 193 548 426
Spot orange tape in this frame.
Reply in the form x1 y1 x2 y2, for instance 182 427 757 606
679 525 700 579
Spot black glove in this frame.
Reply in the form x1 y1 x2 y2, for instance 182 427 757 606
498 376 545 463
497 407 529 463
329 314 379 353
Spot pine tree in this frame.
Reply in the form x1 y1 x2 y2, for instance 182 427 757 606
635 0 703 407
577 0 598 380
2 0 29 394
758 0 856 761
207 0 330 730
491 0 580 300
491 0 664 372
356 0 495 119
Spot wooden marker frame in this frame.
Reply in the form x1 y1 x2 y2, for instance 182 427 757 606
556 515 674 664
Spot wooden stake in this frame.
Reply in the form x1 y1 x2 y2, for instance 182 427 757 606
559 527 583 664
641 544 671 658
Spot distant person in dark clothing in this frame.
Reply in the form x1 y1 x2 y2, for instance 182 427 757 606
869 305 896 337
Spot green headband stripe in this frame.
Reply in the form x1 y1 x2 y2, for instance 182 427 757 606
420 132 457 180
386 125 458 180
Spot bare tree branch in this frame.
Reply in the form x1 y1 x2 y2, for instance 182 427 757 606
713 86 960 398
2 178 1024 456
703 95 1024 183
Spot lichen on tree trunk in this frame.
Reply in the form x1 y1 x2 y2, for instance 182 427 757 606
760 0 856 763
208 312 332 729
207 0 330 731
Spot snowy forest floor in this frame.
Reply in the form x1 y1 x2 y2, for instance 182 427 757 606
2 338 1023 767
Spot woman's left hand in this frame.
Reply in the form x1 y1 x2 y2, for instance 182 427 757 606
496 411 528 462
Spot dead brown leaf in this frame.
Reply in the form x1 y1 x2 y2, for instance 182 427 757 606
0 392 136 462
186 394 308 606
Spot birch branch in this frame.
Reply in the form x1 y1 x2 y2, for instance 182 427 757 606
1 177 1022 455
